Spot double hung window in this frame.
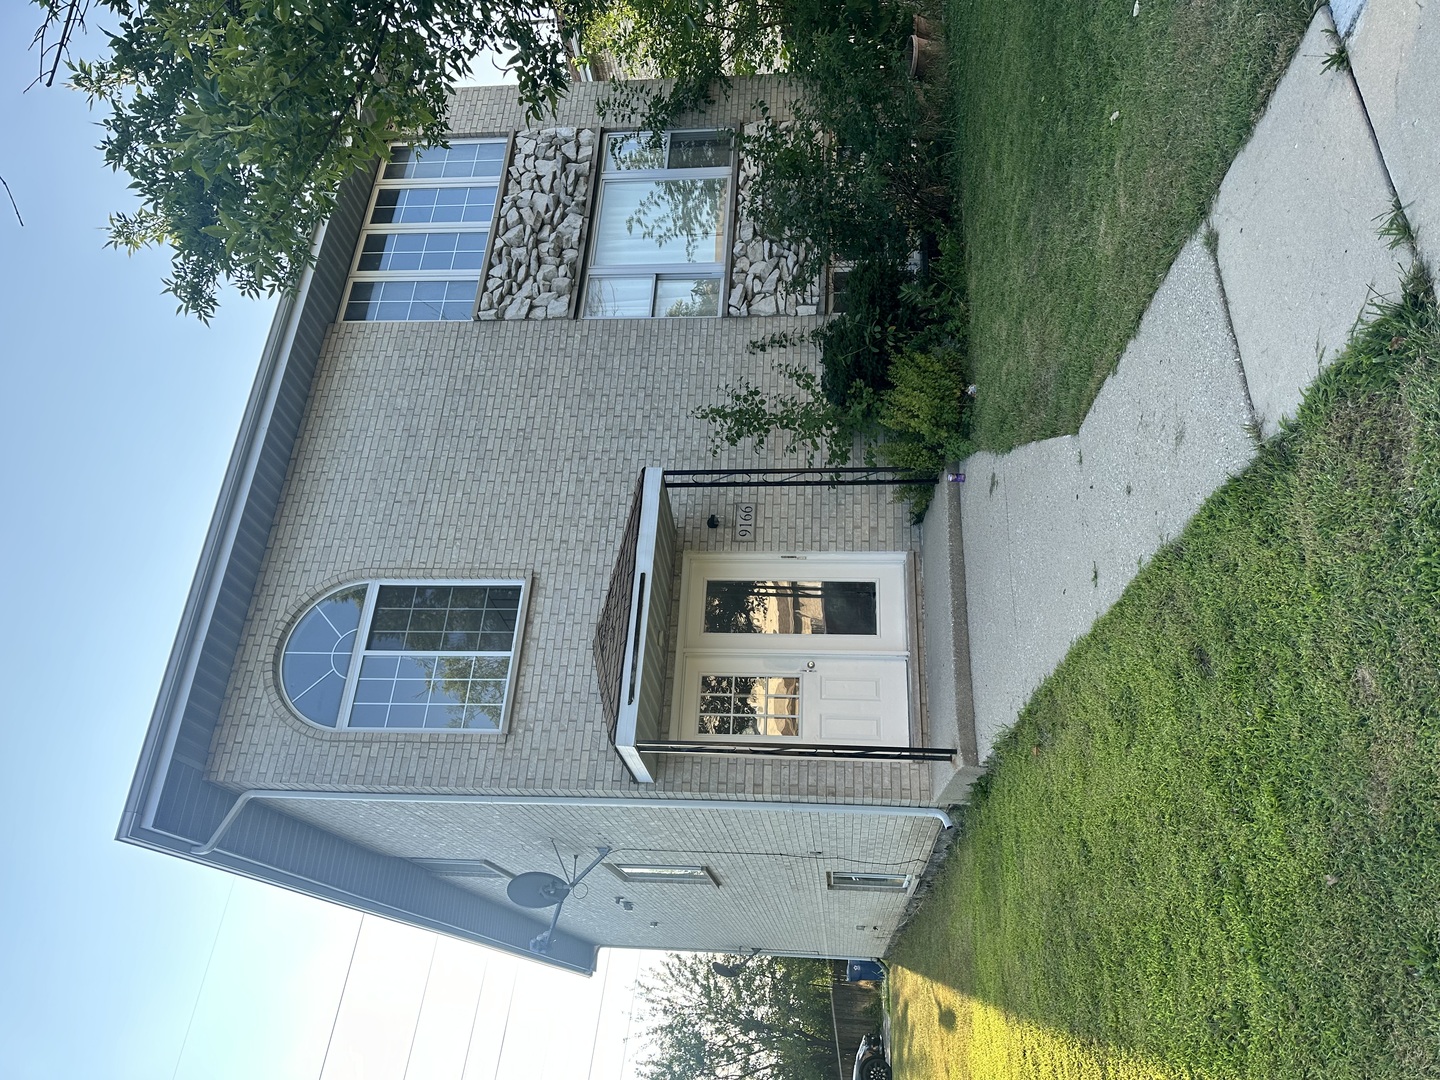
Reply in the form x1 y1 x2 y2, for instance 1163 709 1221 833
280 580 527 731
583 131 734 318
343 140 506 321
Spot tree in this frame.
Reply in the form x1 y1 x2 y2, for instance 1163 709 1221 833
636 954 836 1080
570 0 917 138
44 0 572 318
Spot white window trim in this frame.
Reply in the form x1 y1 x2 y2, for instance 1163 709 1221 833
282 577 530 733
583 130 735 319
341 138 508 322
605 863 720 885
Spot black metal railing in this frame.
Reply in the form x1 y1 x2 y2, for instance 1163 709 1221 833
634 740 954 762
662 467 933 488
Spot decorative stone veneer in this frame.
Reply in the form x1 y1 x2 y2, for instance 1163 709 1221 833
476 127 595 320
728 123 823 317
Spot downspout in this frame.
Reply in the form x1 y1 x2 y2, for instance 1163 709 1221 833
193 791 953 856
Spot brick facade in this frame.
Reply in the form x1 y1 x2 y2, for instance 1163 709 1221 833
210 314 928 801
270 797 941 956
180 79 965 963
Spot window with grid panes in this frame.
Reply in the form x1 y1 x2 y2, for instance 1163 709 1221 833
280 580 526 731
582 131 734 318
342 140 506 321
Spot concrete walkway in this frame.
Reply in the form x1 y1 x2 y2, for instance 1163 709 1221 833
937 1 1434 796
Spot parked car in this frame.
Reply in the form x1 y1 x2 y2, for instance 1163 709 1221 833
852 1033 891 1080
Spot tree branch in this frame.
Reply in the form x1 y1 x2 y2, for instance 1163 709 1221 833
1 175 23 226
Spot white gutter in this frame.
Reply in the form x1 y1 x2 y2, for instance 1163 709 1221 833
193 790 954 855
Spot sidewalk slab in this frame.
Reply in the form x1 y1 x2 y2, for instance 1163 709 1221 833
1076 236 1256 619
959 436 1081 757
1348 0 1440 274
1210 9 1404 438
959 234 1253 761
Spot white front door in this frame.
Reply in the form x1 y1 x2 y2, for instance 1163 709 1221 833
673 553 912 746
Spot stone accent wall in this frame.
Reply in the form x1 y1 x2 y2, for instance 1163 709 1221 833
729 124 823 317
477 127 595 321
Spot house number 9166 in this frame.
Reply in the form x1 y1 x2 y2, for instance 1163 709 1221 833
734 503 757 542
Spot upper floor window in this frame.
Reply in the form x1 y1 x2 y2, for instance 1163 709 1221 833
582 131 734 319
342 141 506 322
280 580 527 731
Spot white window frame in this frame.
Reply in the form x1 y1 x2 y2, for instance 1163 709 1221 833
583 130 735 319
606 864 720 885
280 577 529 733
827 872 912 892
341 138 508 322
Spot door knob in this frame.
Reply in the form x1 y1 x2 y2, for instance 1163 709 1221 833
806 661 816 670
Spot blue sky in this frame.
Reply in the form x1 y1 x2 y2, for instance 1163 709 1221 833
0 8 658 1077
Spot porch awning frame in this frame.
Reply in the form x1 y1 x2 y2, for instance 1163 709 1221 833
593 466 950 784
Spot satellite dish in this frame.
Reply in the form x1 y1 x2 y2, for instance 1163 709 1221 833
507 871 572 909
502 846 612 955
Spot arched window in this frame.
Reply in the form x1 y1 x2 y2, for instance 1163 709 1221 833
280 580 526 731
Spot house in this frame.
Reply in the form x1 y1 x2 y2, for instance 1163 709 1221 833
119 77 980 975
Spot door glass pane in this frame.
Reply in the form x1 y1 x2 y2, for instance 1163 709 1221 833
656 277 720 317
703 581 878 635
592 178 728 266
697 674 799 736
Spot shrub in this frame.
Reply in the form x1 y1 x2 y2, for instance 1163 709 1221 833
874 345 972 516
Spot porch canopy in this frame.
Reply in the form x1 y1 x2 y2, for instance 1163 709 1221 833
592 466 955 784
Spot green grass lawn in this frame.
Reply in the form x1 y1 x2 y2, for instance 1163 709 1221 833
947 0 1313 450
889 280 1440 1078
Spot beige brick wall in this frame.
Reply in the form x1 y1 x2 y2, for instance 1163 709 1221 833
445 78 801 138
208 77 936 805
269 796 941 955
211 313 930 801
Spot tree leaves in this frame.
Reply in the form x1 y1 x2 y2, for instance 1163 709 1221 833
637 953 836 1080
67 0 570 318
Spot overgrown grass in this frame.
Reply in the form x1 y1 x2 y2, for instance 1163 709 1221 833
889 279 1440 1078
947 0 1313 450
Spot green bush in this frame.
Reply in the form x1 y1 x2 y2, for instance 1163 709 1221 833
815 256 922 405
880 346 970 456
875 345 972 515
